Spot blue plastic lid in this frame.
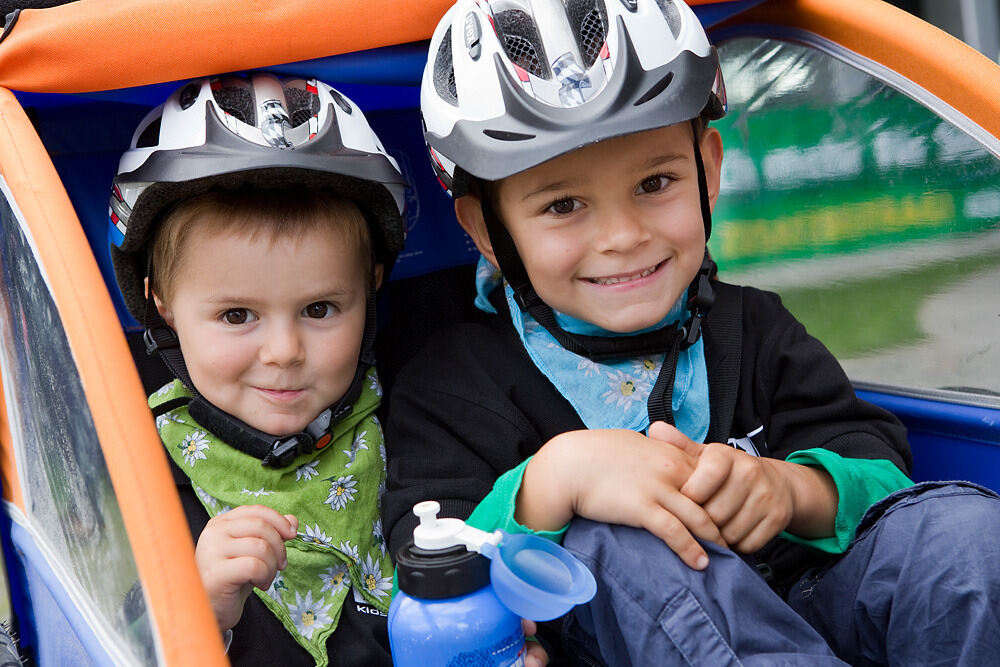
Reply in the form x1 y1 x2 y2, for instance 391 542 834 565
480 531 597 622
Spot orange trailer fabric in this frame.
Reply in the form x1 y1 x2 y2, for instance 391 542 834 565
0 86 226 666
723 0 1000 141
0 0 454 94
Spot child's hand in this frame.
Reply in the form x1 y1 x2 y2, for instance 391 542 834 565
519 429 726 570
522 619 548 667
649 422 837 552
195 505 298 631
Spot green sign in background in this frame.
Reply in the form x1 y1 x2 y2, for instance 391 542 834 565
708 38 1000 396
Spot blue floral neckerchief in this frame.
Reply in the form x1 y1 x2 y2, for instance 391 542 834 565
475 256 709 441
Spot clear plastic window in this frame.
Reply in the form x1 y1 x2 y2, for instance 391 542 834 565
0 184 156 664
711 36 1000 406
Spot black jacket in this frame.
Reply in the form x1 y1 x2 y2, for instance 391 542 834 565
383 282 911 592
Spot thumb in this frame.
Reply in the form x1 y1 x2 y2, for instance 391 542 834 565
648 421 703 458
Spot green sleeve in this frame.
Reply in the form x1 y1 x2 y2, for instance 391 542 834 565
782 448 913 553
466 457 569 542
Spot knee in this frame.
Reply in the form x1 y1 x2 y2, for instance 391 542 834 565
873 483 1000 563
562 518 743 582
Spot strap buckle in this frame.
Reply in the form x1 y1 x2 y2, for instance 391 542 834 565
143 325 180 355
264 434 314 469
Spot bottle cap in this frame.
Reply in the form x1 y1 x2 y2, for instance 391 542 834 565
482 532 597 622
404 502 597 620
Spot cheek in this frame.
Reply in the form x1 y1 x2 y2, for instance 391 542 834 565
518 232 582 285
176 326 249 384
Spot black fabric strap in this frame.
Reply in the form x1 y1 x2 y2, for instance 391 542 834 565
187 395 316 468
703 282 743 444
646 329 684 425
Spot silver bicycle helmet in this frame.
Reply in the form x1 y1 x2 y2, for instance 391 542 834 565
421 0 726 197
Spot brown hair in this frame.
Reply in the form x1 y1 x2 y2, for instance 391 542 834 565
150 187 372 305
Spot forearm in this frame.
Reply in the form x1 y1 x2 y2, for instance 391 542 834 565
513 433 575 532
764 458 838 539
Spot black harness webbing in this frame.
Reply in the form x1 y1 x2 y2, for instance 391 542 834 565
702 282 743 444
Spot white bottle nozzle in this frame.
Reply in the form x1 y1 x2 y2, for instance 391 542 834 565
411 501 502 553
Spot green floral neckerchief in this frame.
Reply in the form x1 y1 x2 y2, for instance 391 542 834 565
150 369 393 667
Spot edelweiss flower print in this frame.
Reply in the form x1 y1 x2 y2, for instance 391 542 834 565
301 523 334 547
325 475 358 510
360 553 392 600
320 564 349 594
296 461 319 482
288 590 334 640
179 431 210 466
601 368 652 412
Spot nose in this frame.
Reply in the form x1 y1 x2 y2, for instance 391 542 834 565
259 320 305 367
594 203 650 254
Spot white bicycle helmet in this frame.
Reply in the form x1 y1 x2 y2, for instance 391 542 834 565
421 0 726 197
109 73 410 467
111 72 408 320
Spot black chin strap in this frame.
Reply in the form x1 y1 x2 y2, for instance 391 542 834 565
144 262 378 468
481 119 717 423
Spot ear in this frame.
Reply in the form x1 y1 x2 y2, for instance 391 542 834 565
373 263 385 291
699 127 724 211
454 194 498 267
148 279 174 328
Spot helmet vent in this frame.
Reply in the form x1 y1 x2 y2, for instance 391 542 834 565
135 116 161 149
495 9 549 78
483 128 536 141
212 81 256 126
567 0 608 66
654 0 682 38
433 26 460 106
634 71 674 106
284 87 321 127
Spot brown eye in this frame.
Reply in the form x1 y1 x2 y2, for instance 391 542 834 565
223 309 249 325
549 198 577 215
640 176 664 193
304 302 331 319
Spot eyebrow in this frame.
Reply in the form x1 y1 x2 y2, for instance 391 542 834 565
203 287 355 305
520 151 691 201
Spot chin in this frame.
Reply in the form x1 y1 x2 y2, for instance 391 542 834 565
248 414 310 436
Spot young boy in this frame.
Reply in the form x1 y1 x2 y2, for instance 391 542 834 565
110 73 407 666
383 1 1000 664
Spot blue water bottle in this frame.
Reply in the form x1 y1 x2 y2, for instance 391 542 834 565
388 501 526 666
388 501 597 666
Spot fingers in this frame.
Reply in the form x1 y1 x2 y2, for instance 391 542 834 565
642 492 728 570
681 446 792 552
680 444 734 506
521 619 549 667
211 506 295 567
524 640 549 667
648 421 704 459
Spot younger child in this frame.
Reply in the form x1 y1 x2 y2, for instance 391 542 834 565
110 73 407 666
383 1 1000 664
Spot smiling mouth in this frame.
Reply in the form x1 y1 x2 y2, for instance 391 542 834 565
585 261 664 286
255 387 305 401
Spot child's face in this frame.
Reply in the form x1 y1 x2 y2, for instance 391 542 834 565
154 224 374 435
460 123 723 333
